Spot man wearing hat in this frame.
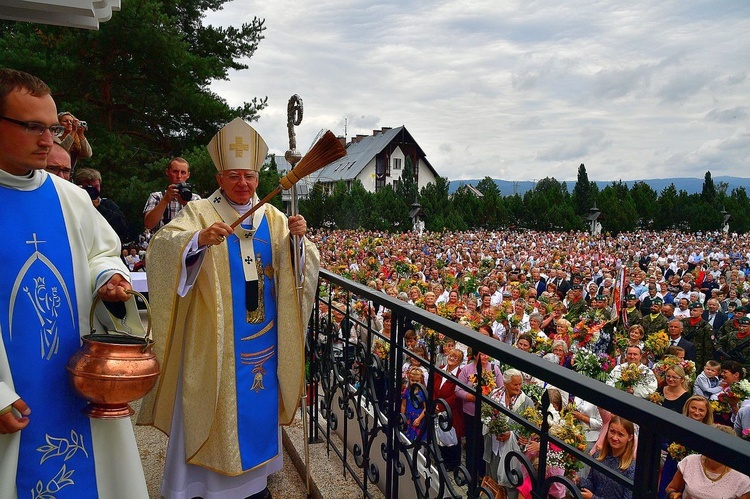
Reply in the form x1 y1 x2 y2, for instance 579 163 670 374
139 118 320 499
618 293 643 330
641 296 668 339
681 302 715 369
564 283 588 323
717 306 748 344
718 316 750 372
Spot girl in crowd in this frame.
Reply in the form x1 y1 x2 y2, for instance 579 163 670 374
578 416 637 499
401 367 427 442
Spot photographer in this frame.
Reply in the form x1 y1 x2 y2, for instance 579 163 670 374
74 167 130 243
142 157 200 230
57 111 92 167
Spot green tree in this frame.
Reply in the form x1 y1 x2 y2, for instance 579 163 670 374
451 184 482 228
571 163 599 216
597 181 638 233
475 177 505 229
630 181 658 229
701 171 717 205
372 184 409 231
653 184 680 230
396 156 419 205
0 0 267 232
522 177 578 230
419 176 452 231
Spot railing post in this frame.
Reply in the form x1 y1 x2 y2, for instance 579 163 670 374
634 420 661 496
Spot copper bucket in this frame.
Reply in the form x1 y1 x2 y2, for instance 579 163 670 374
66 290 160 419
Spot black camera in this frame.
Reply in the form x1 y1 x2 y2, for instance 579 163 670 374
78 120 88 130
175 182 193 202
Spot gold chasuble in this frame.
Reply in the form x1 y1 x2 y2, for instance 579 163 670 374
138 199 319 475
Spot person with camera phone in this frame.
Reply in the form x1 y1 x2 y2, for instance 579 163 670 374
143 157 201 230
57 111 92 167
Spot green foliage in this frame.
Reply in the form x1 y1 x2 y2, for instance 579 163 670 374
598 181 638 232
0 0 267 234
571 163 599 216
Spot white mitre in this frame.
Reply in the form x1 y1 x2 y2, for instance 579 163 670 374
207 117 269 172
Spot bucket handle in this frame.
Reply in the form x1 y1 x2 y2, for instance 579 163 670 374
88 289 152 342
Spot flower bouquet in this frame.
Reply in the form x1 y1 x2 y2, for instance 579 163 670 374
647 392 664 405
481 403 511 436
511 406 543 440
742 429 750 442
570 318 603 349
521 383 545 407
653 356 697 384
532 336 554 356
718 379 750 407
372 338 390 365
469 369 498 396
572 348 615 382
548 412 587 476
614 363 648 392
644 330 670 359
710 399 731 414
667 442 694 461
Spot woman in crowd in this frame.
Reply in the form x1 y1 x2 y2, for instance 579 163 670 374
659 365 692 412
578 416 637 499
656 369 696 498
57 111 92 166
455 345 504 477
619 325 646 364
550 339 573 369
665 424 750 499
715 360 747 426
433 348 464 470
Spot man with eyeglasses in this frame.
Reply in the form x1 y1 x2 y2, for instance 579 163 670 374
139 117 319 499
45 139 73 180
0 69 148 497
143 156 201 230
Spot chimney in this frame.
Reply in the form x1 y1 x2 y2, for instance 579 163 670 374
337 135 346 148
353 134 366 143
373 129 381 136
381 127 392 133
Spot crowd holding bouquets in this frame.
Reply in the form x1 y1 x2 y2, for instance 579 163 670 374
571 347 615 382
308 227 750 498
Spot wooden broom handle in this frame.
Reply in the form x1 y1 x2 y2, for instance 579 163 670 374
229 186 281 229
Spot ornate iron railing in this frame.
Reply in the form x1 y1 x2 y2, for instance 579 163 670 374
305 269 750 498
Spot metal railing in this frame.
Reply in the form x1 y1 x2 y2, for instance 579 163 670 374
305 269 750 498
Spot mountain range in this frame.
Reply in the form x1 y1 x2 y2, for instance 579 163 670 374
448 176 750 197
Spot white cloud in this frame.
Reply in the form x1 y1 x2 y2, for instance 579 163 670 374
205 0 750 182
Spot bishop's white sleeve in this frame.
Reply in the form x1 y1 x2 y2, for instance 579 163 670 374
177 232 208 297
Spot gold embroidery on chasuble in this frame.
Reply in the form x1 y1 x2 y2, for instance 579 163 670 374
241 345 275 393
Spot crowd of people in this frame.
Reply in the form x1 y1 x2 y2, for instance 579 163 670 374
310 228 750 498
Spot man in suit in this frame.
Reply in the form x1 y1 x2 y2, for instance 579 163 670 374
530 267 546 296
703 298 728 333
667 319 696 362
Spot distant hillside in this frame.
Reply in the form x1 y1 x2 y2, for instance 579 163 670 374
448 176 750 197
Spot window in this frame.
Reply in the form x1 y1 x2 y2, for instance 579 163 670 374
392 158 402 170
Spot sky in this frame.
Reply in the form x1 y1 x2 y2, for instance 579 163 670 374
204 1 750 183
